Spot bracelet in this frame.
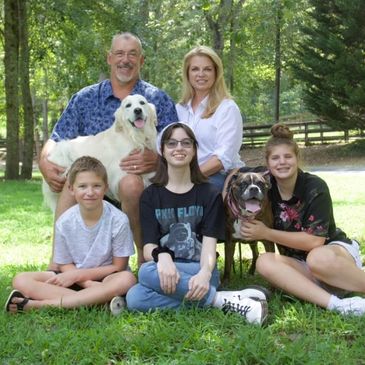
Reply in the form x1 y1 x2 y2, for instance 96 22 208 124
151 246 175 263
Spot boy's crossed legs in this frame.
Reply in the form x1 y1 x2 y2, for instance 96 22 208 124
7 270 136 313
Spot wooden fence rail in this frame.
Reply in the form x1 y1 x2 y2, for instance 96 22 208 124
1 120 364 155
242 120 365 147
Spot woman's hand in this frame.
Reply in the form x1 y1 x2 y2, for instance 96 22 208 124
157 253 180 294
185 269 211 301
240 219 268 241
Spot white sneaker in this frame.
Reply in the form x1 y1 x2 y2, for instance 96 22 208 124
220 285 270 302
336 296 365 316
222 297 268 325
110 296 126 316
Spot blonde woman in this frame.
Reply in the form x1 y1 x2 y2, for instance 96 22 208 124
176 46 243 191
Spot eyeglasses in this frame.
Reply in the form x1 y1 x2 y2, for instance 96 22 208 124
110 50 140 60
164 138 194 149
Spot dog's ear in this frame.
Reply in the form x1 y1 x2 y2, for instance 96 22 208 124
113 105 125 132
262 170 272 188
225 172 240 193
147 103 158 126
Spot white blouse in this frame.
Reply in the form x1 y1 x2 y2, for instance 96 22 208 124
176 97 244 172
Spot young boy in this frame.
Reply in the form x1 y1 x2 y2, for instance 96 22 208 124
5 156 136 314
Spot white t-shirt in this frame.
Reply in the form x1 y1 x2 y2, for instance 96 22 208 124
176 97 244 171
54 201 134 268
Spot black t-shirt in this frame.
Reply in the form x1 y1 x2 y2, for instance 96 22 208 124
269 170 351 260
140 183 225 261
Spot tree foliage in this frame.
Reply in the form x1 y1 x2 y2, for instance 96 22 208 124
292 0 365 130
3 0 356 178
4 0 20 179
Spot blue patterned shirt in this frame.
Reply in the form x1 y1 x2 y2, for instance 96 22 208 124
51 79 178 141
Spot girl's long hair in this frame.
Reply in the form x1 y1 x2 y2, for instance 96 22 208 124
151 123 208 186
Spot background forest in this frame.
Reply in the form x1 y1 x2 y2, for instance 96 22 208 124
1 0 365 179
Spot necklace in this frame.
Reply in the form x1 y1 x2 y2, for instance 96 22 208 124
277 185 293 201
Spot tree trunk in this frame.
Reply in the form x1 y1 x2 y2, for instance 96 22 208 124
274 0 282 123
227 0 245 92
42 98 49 143
4 0 20 180
204 0 227 56
19 0 34 179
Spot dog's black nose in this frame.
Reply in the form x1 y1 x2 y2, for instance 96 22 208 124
134 107 142 115
249 186 259 193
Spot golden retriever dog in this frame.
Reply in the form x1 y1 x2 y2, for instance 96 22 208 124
42 94 157 211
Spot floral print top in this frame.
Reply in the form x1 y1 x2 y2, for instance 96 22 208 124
269 170 351 261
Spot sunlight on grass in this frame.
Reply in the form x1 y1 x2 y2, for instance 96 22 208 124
317 172 365 244
0 173 365 364
0 243 51 267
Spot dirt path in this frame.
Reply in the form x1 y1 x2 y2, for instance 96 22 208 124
242 143 365 171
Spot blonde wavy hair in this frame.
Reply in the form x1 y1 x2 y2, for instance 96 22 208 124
179 46 231 119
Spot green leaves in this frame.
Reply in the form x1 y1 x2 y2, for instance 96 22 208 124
292 0 365 130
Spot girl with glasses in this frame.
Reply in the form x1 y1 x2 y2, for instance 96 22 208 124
126 122 269 325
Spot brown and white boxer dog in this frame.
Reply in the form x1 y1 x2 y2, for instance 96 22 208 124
223 166 275 281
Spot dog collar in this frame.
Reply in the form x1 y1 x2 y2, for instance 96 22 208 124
227 188 254 221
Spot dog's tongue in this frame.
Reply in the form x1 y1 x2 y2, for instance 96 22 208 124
134 118 145 129
245 199 261 213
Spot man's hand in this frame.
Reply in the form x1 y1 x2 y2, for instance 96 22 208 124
120 148 157 175
185 269 211 301
39 157 66 192
157 254 180 294
38 140 66 192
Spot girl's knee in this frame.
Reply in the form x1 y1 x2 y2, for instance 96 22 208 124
307 247 335 273
256 252 277 277
126 284 147 312
138 261 158 286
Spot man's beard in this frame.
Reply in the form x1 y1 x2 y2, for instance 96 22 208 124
116 63 138 84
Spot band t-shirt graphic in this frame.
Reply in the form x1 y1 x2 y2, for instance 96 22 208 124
140 183 225 261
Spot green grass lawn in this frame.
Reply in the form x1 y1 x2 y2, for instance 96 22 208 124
0 174 365 364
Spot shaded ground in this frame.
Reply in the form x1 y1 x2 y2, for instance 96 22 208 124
1 141 364 172
242 142 365 171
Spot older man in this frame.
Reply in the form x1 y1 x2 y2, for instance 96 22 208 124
39 32 178 267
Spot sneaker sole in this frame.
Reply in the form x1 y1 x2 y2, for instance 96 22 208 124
110 296 126 316
246 299 269 326
245 285 271 301
258 299 268 326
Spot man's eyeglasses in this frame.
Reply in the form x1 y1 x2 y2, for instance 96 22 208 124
111 50 139 60
164 138 194 149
